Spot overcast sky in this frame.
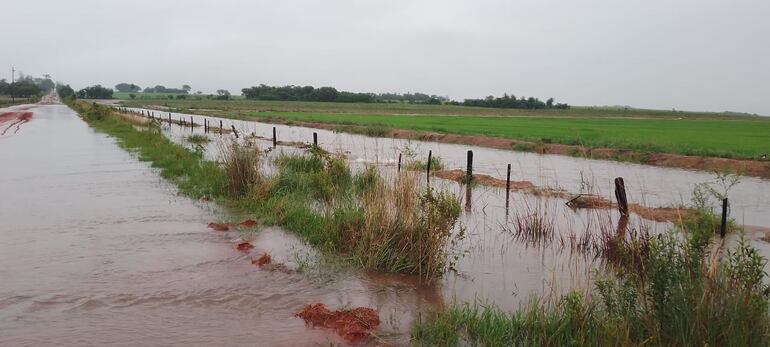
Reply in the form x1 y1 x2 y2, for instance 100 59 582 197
3 0 769 114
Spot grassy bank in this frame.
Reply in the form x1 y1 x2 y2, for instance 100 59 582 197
121 98 770 160
69 101 462 280
411 211 770 346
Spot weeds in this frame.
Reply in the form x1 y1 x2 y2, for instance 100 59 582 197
186 134 210 144
413 224 770 346
219 139 263 197
407 155 445 171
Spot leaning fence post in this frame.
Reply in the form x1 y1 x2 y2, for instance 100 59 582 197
614 177 629 216
231 125 239 139
426 150 432 186
466 150 473 183
720 198 729 238
506 164 511 210
272 127 277 148
397 153 402 173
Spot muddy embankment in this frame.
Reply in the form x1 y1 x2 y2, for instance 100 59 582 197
432 169 688 223
223 116 770 180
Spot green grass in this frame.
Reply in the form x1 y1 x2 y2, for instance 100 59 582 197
120 98 770 160
412 215 770 346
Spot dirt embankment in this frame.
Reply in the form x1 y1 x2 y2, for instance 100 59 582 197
236 116 770 179
433 169 689 223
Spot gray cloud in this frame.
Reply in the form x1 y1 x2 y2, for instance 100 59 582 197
4 0 769 114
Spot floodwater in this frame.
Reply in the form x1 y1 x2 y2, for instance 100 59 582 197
4 103 769 345
0 104 439 346
128 107 770 230
122 106 770 304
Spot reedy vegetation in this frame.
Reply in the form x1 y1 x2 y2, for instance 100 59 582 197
412 195 770 346
70 101 462 281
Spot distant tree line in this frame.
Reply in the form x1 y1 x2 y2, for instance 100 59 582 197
76 85 113 99
457 94 569 109
241 84 375 103
0 73 56 98
141 84 192 94
374 92 448 104
57 84 75 99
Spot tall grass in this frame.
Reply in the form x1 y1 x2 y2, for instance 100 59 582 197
219 139 262 197
250 151 463 280
412 216 770 346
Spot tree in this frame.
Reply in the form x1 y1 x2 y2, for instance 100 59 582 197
182 84 191 93
76 85 113 99
314 86 339 102
9 80 41 98
115 83 141 93
0 79 8 95
56 84 75 99
216 89 231 100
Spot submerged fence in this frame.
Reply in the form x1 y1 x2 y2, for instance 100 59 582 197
113 105 730 237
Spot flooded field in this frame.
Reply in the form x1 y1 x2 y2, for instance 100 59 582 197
3 102 769 345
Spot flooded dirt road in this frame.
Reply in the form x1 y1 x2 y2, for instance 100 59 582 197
0 104 438 345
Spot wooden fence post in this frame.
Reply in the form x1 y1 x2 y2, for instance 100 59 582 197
219 120 223 134
272 127 277 147
313 132 318 147
427 150 432 186
231 125 239 139
397 153 402 173
506 164 511 210
466 150 473 182
614 177 629 216
720 198 729 238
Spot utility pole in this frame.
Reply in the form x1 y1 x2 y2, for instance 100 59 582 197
11 66 15 102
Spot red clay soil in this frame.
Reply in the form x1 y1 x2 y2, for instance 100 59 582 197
434 169 690 223
240 117 770 179
252 253 272 267
0 112 32 136
236 241 254 252
296 303 380 343
207 222 230 231
239 219 258 227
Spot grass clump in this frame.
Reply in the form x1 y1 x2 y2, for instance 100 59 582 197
412 218 770 346
249 151 463 280
407 155 445 171
186 134 210 144
219 139 263 197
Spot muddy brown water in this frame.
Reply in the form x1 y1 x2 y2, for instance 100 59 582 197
0 105 441 345
5 104 768 345
127 107 770 230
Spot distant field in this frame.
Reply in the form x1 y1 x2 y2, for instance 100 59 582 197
121 99 770 159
